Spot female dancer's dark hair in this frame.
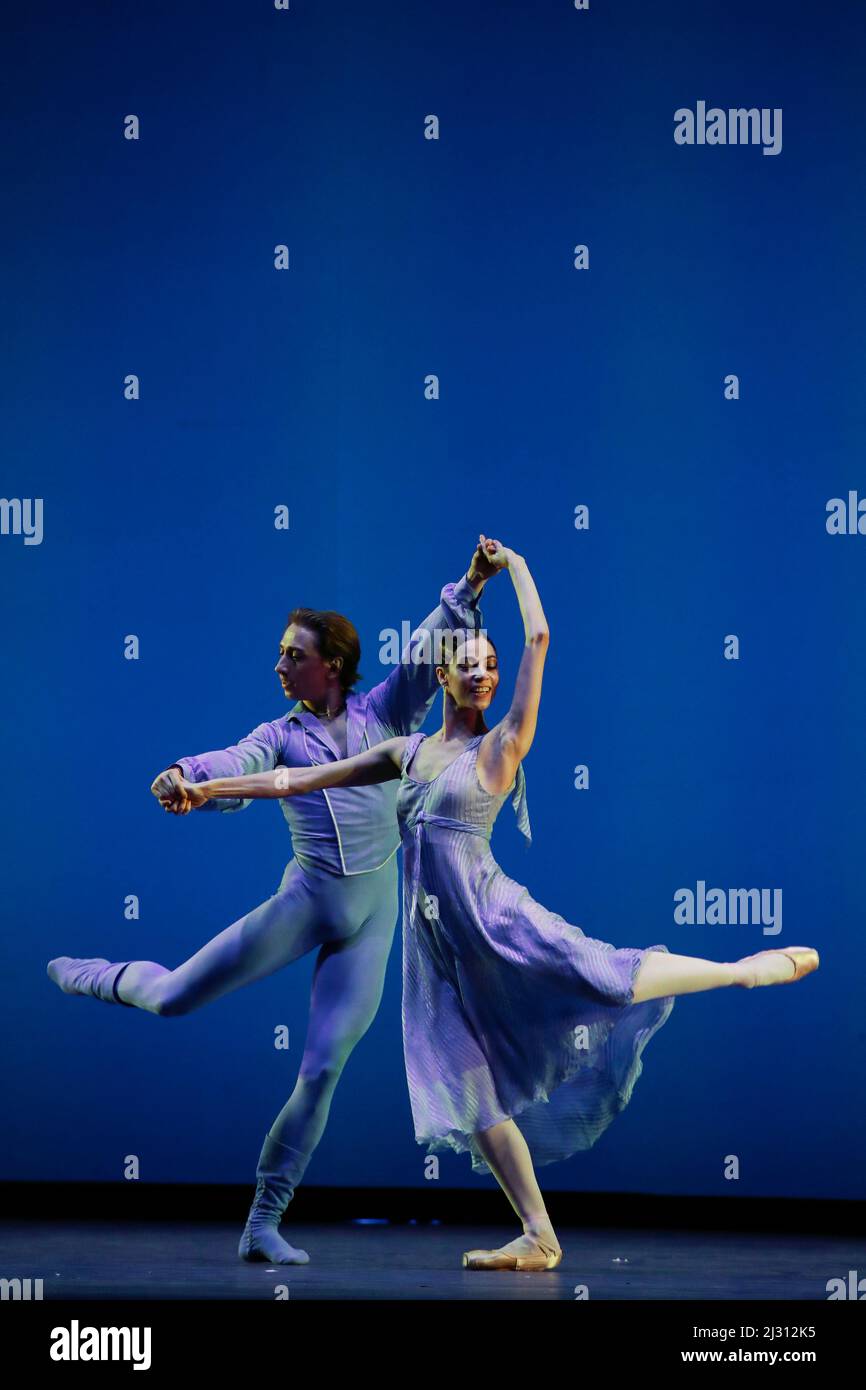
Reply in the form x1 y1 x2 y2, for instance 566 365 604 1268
286 608 363 692
434 628 497 674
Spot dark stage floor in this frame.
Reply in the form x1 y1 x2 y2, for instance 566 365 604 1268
2 1219 862 1301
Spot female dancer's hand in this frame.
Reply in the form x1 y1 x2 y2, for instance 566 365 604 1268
175 779 209 811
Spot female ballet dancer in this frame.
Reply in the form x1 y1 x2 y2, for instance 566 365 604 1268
172 537 820 1272
47 540 500 1267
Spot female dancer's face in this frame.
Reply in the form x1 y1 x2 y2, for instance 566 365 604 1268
275 624 338 703
437 634 499 711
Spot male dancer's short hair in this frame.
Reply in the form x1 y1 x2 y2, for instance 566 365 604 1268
286 608 363 692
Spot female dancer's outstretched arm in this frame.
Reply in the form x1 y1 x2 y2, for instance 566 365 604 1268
178 738 406 807
475 543 549 795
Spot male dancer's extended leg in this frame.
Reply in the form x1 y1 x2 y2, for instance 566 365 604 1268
239 855 398 1264
113 859 327 1015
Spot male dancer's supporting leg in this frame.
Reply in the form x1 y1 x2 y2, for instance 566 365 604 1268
240 873 396 1263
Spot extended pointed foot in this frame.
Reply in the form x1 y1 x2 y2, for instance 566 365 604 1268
47 957 132 1004
733 946 820 989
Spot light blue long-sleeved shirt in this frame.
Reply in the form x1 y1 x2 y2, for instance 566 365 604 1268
174 575 484 875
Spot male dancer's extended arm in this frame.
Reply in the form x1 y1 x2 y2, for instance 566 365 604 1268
151 720 285 814
180 739 405 806
365 537 498 737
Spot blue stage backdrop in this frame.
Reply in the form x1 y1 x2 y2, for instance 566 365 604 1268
2 0 863 1199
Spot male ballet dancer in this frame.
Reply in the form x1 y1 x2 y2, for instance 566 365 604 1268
48 540 497 1263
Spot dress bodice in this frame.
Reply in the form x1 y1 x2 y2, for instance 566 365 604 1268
395 732 531 843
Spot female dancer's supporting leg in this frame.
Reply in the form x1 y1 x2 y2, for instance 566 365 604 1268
464 943 818 1269
466 1120 562 1269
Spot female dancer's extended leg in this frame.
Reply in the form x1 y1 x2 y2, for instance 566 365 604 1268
631 945 818 1003
463 943 820 1271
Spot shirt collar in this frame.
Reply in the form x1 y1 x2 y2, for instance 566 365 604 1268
284 688 368 760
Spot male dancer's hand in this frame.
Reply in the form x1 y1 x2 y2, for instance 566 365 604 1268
150 765 191 815
466 533 503 588
476 535 511 571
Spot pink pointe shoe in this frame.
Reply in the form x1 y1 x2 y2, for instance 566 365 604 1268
462 1232 563 1272
737 946 820 989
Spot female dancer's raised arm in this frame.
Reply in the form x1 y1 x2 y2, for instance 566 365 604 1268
476 542 549 796
174 738 405 810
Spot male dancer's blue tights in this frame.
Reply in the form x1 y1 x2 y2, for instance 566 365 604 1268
49 854 398 1264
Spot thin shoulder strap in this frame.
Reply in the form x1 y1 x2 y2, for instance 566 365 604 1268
400 731 426 773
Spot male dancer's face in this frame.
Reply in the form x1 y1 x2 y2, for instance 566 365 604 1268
437 634 499 710
275 624 337 704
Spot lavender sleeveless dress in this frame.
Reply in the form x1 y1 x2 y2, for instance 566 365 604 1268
396 731 675 1174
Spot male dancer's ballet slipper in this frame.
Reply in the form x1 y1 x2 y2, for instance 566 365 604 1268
47 957 133 1005
462 1232 563 1271
238 1131 312 1265
737 947 820 989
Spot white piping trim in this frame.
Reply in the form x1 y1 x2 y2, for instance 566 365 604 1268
295 715 400 877
338 720 397 873
301 726 348 875
338 843 399 876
